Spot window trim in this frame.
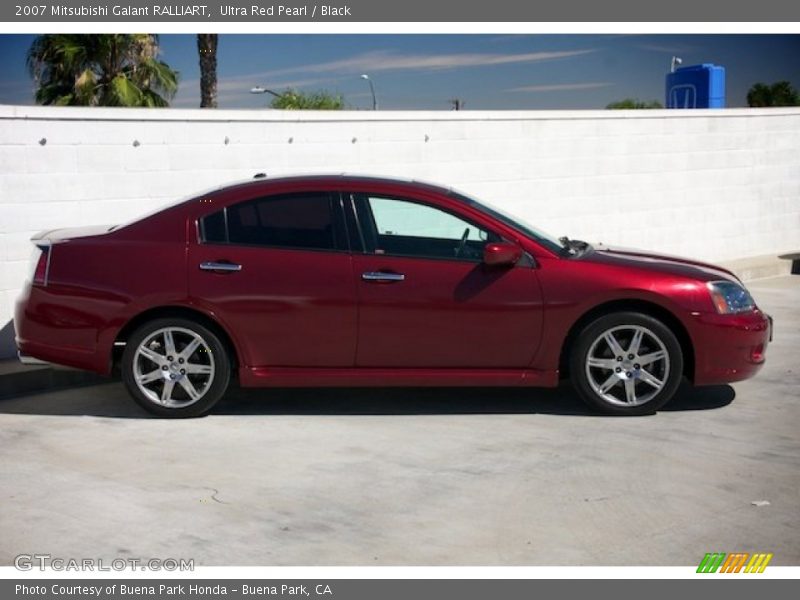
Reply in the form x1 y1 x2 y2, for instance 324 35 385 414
344 193 368 252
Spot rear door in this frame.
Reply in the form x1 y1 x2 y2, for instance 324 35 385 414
188 191 357 368
348 192 544 368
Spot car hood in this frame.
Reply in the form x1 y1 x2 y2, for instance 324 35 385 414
586 243 740 283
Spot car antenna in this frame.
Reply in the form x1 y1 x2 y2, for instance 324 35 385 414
253 172 267 179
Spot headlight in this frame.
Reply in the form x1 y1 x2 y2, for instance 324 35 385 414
707 281 755 314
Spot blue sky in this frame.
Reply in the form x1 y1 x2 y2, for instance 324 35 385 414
1 34 798 109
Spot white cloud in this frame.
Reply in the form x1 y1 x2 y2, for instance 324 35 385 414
507 82 612 93
285 49 596 74
173 48 596 107
636 43 696 54
184 48 595 91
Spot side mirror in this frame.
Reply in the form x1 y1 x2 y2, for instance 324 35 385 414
483 242 522 267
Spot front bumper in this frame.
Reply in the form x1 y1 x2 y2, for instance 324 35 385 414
691 308 772 386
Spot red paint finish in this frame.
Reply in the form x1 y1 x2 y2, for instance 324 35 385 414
14 175 770 392
189 244 358 367
353 253 543 368
687 309 771 385
483 242 522 267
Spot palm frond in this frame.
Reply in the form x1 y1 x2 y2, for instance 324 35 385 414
107 74 143 106
27 33 179 107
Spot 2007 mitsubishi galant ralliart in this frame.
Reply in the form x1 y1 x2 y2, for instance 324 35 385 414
15 175 772 417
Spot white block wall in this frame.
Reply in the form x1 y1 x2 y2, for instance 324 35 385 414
1 105 799 358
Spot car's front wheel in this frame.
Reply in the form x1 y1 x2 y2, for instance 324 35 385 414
121 318 230 418
570 312 684 415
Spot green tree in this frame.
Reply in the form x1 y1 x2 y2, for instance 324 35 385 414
606 98 664 109
27 34 178 107
270 89 344 110
746 81 800 107
197 34 218 108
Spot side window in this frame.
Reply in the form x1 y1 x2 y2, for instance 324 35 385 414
201 193 338 251
360 195 499 261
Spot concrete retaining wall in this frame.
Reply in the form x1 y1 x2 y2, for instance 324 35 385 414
1 105 799 358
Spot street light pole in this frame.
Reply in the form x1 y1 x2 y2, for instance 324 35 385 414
250 86 282 98
360 74 378 110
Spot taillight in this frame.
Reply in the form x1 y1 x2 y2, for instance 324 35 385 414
31 245 50 286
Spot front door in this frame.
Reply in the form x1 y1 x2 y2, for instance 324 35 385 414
349 193 543 368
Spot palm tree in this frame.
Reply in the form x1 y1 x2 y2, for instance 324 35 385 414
197 34 218 108
27 34 179 107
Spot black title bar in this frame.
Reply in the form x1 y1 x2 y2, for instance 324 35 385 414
4 0 800 22
5 579 797 600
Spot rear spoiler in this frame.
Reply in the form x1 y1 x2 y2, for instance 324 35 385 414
30 224 116 243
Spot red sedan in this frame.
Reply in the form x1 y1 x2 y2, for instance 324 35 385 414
14 175 771 417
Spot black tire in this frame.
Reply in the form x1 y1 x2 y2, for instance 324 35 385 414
121 318 231 418
569 311 683 415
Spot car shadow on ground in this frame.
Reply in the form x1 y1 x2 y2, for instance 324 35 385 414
0 379 735 418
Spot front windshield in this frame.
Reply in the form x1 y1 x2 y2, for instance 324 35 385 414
450 190 565 254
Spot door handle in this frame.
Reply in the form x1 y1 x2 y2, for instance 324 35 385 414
362 271 405 283
199 261 242 273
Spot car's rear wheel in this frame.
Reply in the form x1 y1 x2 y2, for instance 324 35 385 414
570 312 683 415
121 318 230 418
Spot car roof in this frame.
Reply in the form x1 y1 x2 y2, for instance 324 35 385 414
119 174 461 232
204 173 454 198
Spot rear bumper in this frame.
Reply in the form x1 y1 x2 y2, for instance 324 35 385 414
17 351 50 366
691 309 771 386
14 283 110 374
14 337 105 373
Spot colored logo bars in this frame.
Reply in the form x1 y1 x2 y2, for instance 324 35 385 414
697 552 773 573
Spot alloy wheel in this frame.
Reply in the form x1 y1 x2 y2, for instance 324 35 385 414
584 324 670 407
132 327 216 408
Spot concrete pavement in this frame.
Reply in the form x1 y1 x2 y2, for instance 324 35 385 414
1 276 798 566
